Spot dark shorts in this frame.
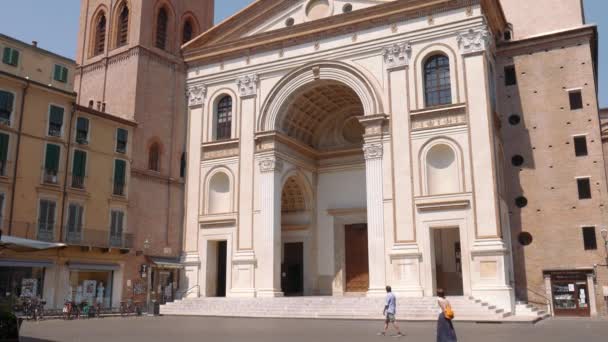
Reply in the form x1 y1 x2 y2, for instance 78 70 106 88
385 313 396 323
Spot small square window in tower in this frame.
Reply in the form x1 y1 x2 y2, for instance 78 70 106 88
582 227 597 250
569 90 583 110
576 178 591 199
504 65 517 86
573 136 588 157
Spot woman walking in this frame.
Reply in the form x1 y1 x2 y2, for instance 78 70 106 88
436 289 457 342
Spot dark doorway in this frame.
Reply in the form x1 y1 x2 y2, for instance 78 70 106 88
432 228 464 296
281 242 304 296
216 241 227 297
345 224 369 292
549 271 591 317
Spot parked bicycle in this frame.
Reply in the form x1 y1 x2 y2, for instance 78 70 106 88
21 296 45 321
62 301 80 320
119 299 142 317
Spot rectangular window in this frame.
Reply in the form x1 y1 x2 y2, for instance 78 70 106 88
569 90 583 110
0 91 14 125
116 128 128 153
0 132 9 176
76 117 89 144
582 227 597 250
110 209 125 247
48 105 64 137
0 193 5 228
573 136 588 157
66 203 84 244
504 65 517 86
44 144 60 184
577 178 592 199
37 199 56 242
53 64 69 83
113 159 126 196
71 150 87 189
2 47 19 66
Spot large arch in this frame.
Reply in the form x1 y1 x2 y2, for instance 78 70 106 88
258 61 384 133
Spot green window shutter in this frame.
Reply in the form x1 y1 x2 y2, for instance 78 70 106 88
45 144 60 172
76 117 88 131
0 133 9 162
50 105 64 124
11 49 19 66
53 65 62 81
2 48 11 64
114 159 126 184
72 150 87 177
61 67 68 83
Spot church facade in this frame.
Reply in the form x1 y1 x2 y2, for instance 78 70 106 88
182 0 516 312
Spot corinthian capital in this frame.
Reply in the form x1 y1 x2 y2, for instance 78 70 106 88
186 84 207 107
383 42 412 69
363 143 383 160
259 157 283 173
236 74 259 98
457 27 491 55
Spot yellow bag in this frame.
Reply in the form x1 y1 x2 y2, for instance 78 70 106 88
444 303 455 320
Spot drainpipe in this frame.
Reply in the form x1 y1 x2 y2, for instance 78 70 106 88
8 80 29 236
58 104 76 242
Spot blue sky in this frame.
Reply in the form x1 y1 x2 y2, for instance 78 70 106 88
0 0 605 107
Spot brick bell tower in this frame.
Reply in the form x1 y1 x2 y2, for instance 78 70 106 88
74 0 214 296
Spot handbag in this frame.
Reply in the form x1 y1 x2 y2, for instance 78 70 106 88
444 303 455 320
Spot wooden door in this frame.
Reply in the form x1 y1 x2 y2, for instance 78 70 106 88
281 242 304 296
345 224 369 292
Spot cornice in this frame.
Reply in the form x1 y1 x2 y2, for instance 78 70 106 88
76 45 185 76
184 0 506 65
497 25 597 57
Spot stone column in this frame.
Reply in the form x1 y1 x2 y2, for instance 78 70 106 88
181 83 206 298
359 115 388 296
256 156 284 297
459 26 514 312
587 273 598 317
231 74 259 297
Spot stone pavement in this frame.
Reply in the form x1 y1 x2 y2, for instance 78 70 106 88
19 316 608 342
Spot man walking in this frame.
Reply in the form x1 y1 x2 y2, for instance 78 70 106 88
379 286 404 337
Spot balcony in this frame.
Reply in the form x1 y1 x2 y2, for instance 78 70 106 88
37 222 55 242
43 169 59 185
48 124 62 137
76 132 89 145
113 182 125 196
116 142 127 154
0 160 7 177
0 116 10 127
62 226 133 250
71 175 85 189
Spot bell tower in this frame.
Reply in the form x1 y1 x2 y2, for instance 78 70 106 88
74 0 214 285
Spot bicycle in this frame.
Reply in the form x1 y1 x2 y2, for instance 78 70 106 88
119 299 142 317
22 297 45 321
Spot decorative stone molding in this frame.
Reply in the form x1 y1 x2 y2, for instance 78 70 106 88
236 74 258 98
358 114 388 138
187 84 206 107
383 42 412 69
363 143 383 160
259 157 283 173
457 27 491 55
410 104 467 131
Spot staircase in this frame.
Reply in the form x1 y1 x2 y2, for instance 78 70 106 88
514 302 551 320
160 296 541 322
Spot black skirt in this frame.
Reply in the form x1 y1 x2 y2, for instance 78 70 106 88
436 313 457 342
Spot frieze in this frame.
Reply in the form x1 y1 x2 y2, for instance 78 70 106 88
457 27 491 55
201 140 239 160
383 42 412 69
410 105 467 131
363 143 383 160
236 74 258 97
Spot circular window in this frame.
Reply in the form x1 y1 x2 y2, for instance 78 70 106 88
306 0 331 20
343 3 353 13
285 17 295 27
511 155 524 166
515 196 528 208
508 114 521 125
518 232 533 246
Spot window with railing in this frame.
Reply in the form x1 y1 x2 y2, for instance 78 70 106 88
37 199 56 242
110 209 125 247
43 144 60 184
0 90 14 126
113 159 126 196
71 150 87 189
66 203 84 244
76 117 89 144
48 105 64 137
116 128 128 153
0 132 8 177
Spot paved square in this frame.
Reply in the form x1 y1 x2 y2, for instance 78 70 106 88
18 316 608 342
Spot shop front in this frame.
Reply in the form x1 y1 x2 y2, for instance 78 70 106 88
0 259 51 308
149 257 182 304
67 262 119 308
545 269 596 317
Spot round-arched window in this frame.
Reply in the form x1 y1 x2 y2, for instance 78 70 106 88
424 55 452 107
